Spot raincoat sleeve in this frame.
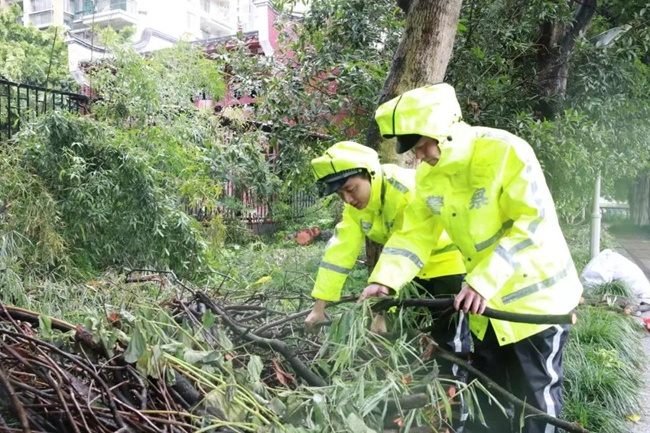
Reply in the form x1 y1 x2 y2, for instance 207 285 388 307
311 207 365 301
464 144 550 301
368 194 443 292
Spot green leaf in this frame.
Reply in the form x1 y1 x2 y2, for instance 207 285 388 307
183 349 209 365
216 327 234 351
268 397 286 416
346 413 377 433
247 355 264 382
124 326 147 364
202 309 215 328
39 315 52 338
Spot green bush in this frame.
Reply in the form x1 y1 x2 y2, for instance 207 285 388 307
0 112 211 277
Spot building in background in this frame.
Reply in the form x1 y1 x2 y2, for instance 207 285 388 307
1 0 280 71
0 0 75 28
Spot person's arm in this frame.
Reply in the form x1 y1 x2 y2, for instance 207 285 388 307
366 193 442 292
310 207 365 302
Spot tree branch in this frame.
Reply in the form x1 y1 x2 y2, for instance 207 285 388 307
433 345 594 433
0 364 31 433
372 298 577 325
195 292 327 387
0 303 76 333
562 0 598 48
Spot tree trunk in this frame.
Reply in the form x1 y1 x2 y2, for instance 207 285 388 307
366 0 463 158
630 170 650 226
364 0 463 271
536 0 597 119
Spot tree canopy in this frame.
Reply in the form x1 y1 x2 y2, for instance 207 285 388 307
0 5 72 88
229 0 650 217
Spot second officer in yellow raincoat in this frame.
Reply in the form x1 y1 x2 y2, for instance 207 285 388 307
305 143 471 407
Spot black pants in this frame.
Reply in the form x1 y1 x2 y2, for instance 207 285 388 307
465 322 570 433
414 275 472 372
415 275 471 432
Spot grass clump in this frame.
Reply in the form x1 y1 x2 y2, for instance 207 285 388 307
562 304 645 433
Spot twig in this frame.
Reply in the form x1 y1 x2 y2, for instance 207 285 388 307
196 292 327 387
253 309 312 335
45 370 81 433
127 365 148 411
111 398 165 433
433 345 593 433
0 303 76 332
0 330 129 431
0 363 31 433
69 388 93 433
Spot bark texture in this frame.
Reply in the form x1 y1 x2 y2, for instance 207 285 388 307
536 0 597 118
630 170 650 226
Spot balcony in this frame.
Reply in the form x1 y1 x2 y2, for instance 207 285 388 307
29 9 53 27
29 0 53 28
199 0 235 34
74 0 138 30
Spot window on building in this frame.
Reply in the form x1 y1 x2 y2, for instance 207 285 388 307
31 0 53 12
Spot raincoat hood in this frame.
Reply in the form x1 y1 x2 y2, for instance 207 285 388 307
375 83 463 154
310 141 383 211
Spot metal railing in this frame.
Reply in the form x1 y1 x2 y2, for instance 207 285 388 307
0 78 89 142
64 0 75 14
74 0 137 20
185 184 319 224
30 0 52 12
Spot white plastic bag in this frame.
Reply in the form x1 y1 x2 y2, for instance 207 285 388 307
580 249 650 304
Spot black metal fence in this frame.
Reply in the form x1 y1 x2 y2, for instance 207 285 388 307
0 78 89 142
0 77 318 227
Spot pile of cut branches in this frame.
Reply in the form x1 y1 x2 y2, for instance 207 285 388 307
0 273 594 433
0 304 242 433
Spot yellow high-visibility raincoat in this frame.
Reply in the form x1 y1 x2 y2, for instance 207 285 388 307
369 85 583 345
310 141 465 302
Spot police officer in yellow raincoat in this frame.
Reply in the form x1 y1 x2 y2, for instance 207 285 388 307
360 84 583 433
306 142 472 430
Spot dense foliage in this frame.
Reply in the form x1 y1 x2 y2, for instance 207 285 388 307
230 0 650 218
0 5 72 88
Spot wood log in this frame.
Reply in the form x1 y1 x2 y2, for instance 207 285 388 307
373 298 577 325
295 229 316 246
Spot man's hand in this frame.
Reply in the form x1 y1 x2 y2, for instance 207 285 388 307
454 282 487 315
305 300 327 329
358 283 391 302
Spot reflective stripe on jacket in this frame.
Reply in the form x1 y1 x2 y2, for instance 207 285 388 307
369 124 583 345
311 164 465 302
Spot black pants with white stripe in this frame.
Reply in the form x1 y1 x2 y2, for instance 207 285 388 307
415 275 472 432
465 322 570 433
